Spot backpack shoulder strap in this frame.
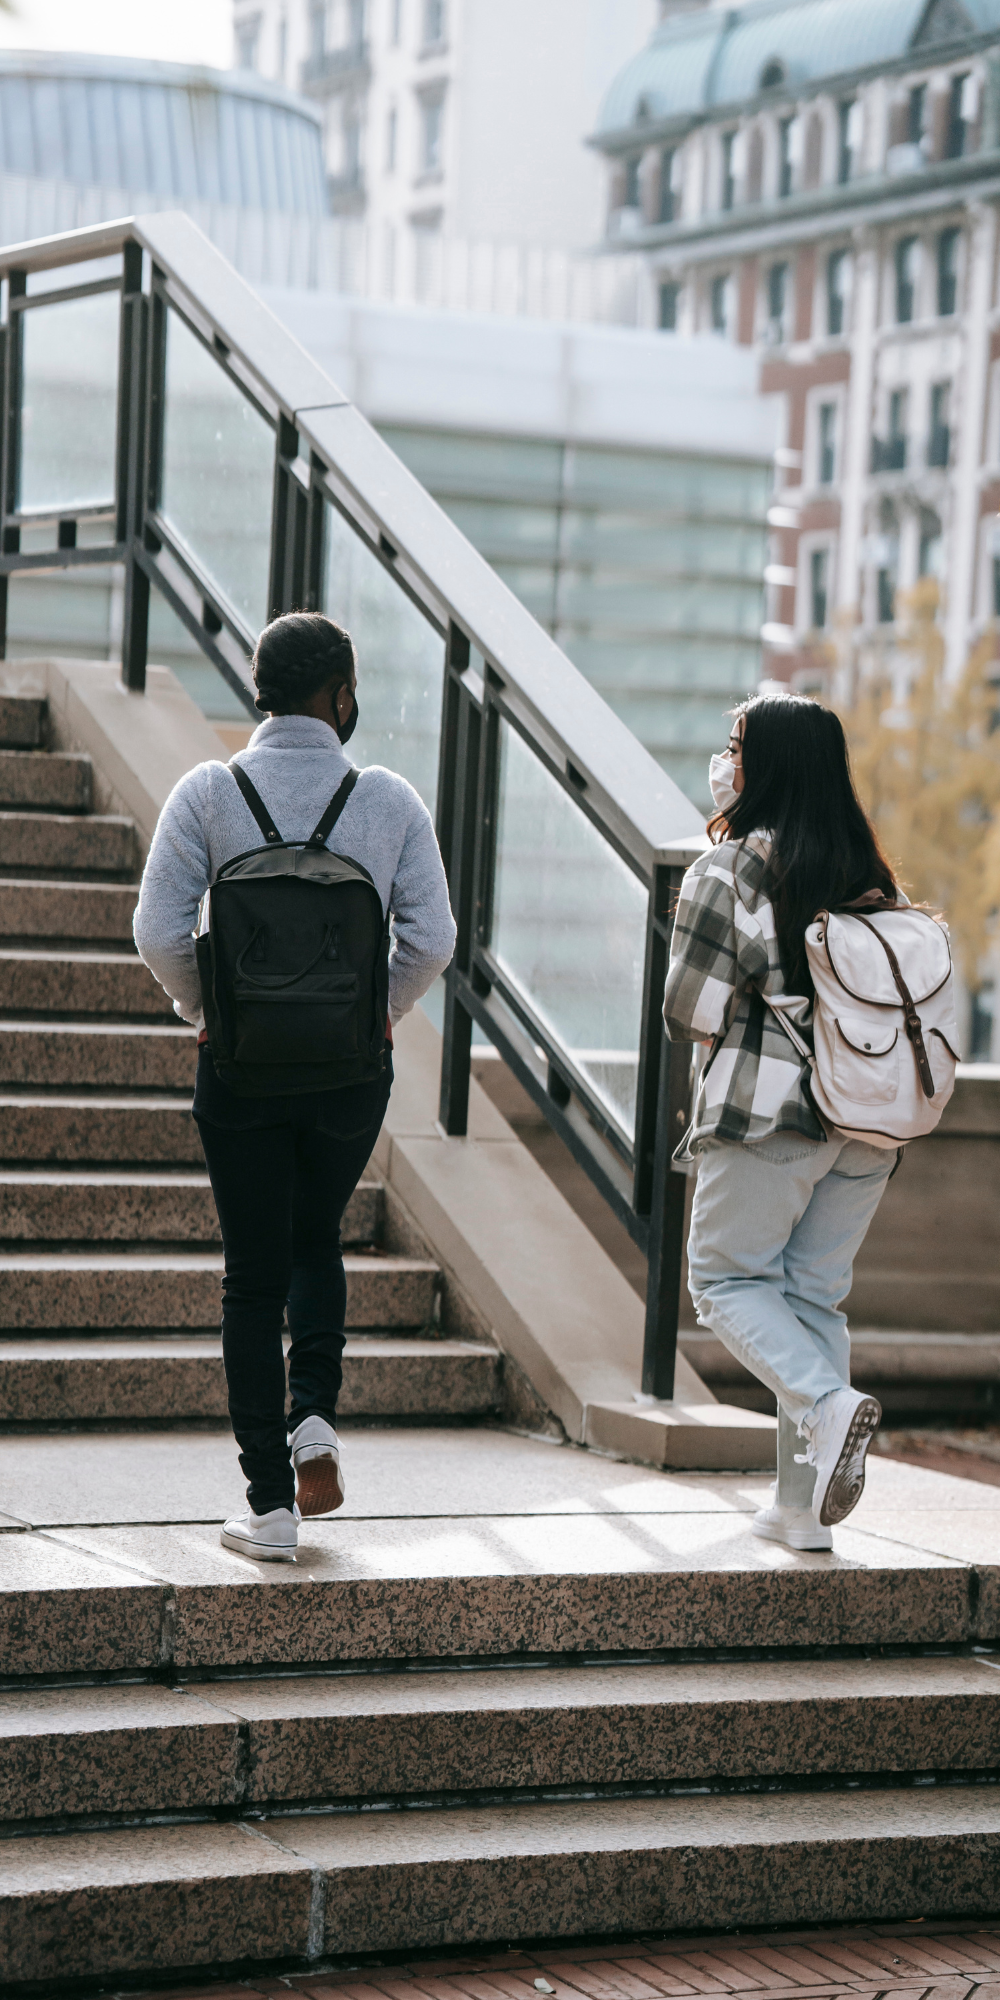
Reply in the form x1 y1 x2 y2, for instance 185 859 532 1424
228 759 282 846
307 767 359 849
853 912 936 1099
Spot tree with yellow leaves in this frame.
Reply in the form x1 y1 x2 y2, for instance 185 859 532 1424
836 579 1000 988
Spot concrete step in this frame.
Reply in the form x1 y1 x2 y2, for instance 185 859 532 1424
0 1169 382 1243
0 1441 982 1673
0 1334 498 1422
0 948 170 1017
0 695 44 750
0 1094 206 1164
0 1250 439 1329
0 749 92 813
0 878 138 941
0 1654 994 1825
4 1785 1000 1984
0 811 134 877
0 1021 197 1089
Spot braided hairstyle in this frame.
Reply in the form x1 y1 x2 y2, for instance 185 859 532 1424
251 611 356 716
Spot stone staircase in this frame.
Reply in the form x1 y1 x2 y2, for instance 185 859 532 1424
2 694 1000 1990
0 695 499 1434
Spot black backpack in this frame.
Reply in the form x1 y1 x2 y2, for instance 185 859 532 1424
195 760 390 1097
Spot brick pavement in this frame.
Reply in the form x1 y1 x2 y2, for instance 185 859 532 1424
119 1920 1000 2000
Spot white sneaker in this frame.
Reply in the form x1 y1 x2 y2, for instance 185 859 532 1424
289 1414 345 1517
752 1496 833 1552
220 1505 299 1562
796 1387 882 1527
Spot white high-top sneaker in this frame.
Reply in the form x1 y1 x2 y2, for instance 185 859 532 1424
220 1505 299 1562
795 1387 882 1526
752 1488 833 1552
289 1414 346 1517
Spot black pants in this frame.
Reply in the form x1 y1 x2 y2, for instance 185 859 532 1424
193 1043 392 1516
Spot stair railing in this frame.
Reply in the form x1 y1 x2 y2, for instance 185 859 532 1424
0 209 707 1398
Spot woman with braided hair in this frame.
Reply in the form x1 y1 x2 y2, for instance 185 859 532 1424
134 611 457 1560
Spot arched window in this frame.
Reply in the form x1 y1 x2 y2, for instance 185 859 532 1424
760 59 785 90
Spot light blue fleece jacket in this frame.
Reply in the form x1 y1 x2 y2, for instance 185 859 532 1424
133 713 457 1029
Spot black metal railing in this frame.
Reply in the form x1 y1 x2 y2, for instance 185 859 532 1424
0 210 707 1399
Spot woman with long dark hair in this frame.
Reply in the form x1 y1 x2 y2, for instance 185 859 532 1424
663 691 898 1549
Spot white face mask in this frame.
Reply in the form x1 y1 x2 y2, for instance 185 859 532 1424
709 752 741 813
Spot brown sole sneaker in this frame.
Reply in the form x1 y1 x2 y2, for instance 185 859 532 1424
818 1395 882 1526
293 1452 345 1518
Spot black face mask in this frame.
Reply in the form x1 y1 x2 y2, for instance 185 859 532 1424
336 693 359 744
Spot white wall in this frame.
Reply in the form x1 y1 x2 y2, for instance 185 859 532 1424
453 0 659 248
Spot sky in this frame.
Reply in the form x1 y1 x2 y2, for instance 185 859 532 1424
0 0 232 67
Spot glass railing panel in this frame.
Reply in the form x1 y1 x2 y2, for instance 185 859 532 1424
19 290 120 513
322 497 445 813
489 718 648 1141
160 305 274 636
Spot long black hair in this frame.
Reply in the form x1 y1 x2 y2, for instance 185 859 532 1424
709 692 898 992
252 611 355 715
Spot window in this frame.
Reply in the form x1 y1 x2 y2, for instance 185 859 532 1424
760 59 785 89
779 117 795 198
928 382 950 467
343 111 361 183
919 509 942 576
710 274 729 333
309 3 326 57
659 281 680 331
421 96 443 173
948 73 967 158
877 567 896 623
827 249 849 335
235 16 260 67
277 13 288 77
423 0 445 43
348 0 365 42
895 236 918 322
768 261 787 337
810 548 829 630
721 130 736 211
838 99 856 184
386 104 397 171
392 0 403 39
909 83 926 144
818 403 837 484
659 148 676 224
937 227 960 316
971 982 996 1061
624 154 642 209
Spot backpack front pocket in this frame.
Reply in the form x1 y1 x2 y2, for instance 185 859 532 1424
832 1013 899 1103
232 972 360 1064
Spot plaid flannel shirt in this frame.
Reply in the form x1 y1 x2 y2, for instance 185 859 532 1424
663 836 823 1158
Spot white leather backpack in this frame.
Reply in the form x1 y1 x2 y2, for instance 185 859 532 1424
762 899 961 1148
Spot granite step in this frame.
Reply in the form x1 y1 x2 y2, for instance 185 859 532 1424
0 811 134 877
0 750 92 813
5 1785 1000 1985
0 1170 382 1243
0 1653 995 1825
0 695 44 750
0 1250 439 1329
0 878 138 941
0 1333 498 1422
0 947 170 1017
0 1094 206 1164
0 1021 197 1089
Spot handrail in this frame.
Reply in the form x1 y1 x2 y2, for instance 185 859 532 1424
0 209 708 1397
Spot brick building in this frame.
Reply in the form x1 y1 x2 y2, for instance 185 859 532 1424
591 0 1000 688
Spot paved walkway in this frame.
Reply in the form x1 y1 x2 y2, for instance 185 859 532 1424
119 1919 1000 2000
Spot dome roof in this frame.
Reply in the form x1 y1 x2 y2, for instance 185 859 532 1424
0 49 327 215
596 0 1000 137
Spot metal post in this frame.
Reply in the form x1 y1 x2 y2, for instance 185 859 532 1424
438 624 480 1136
641 862 693 1399
119 241 150 692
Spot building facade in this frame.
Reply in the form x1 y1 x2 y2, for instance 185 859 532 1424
231 0 659 273
591 0 1000 692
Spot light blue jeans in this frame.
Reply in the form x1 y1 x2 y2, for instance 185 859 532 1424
687 1131 894 1508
